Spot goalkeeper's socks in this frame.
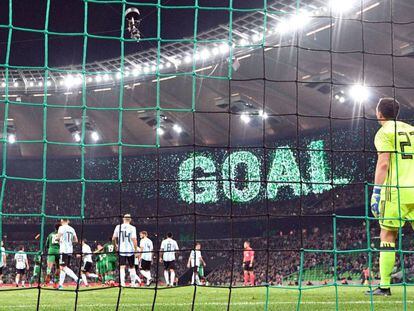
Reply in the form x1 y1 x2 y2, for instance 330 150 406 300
380 241 396 289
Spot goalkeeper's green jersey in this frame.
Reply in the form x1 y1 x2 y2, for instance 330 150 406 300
374 120 414 203
45 231 60 255
103 242 117 261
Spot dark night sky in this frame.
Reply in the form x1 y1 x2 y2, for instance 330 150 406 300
0 0 267 67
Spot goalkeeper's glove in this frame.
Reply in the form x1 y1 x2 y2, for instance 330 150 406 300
370 186 381 218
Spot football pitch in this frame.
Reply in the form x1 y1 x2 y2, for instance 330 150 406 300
0 285 413 310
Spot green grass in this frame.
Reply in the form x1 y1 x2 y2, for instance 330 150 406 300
0 285 413 310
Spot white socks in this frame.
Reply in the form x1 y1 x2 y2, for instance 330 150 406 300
59 270 66 286
120 267 126 286
63 267 78 282
81 274 88 286
141 270 151 283
170 271 175 286
164 271 170 285
88 273 98 279
129 268 139 285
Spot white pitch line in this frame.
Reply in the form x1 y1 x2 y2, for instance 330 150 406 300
6 300 414 308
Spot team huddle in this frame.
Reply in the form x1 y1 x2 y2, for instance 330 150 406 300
0 214 230 288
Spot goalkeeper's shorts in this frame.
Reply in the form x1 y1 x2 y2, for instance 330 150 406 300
380 200 414 230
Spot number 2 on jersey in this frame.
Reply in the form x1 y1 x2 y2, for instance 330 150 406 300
398 132 414 159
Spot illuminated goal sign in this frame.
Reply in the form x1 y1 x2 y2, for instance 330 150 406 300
178 140 351 203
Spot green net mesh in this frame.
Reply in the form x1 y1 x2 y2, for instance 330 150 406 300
0 0 413 310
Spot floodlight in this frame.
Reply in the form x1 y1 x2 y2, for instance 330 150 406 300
330 0 355 13
349 85 370 103
73 132 81 142
184 55 192 63
156 127 165 136
219 43 230 54
173 124 183 134
91 131 100 142
8 133 16 144
240 113 251 124
258 110 268 119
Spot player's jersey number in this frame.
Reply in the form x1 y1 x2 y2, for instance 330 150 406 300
398 131 414 160
120 231 131 243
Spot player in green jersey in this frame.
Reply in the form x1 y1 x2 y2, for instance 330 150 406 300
103 238 117 285
45 222 61 286
95 244 106 285
367 98 414 296
29 254 43 286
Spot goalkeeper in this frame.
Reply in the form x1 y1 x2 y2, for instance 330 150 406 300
367 98 414 296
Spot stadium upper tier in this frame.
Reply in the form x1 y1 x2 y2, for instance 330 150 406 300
0 0 413 157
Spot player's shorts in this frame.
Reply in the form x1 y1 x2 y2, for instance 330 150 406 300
16 268 26 275
82 262 93 273
0 266 3 274
192 265 199 273
163 260 175 270
380 201 414 230
119 255 135 268
47 254 60 265
59 254 71 267
141 259 151 271
243 261 254 271
106 259 116 272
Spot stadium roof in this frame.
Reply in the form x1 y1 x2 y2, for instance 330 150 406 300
0 0 414 158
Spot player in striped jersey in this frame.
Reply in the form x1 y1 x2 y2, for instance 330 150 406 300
160 232 179 287
56 219 79 289
186 242 206 285
79 239 99 287
0 241 6 285
112 214 139 287
14 245 29 287
138 231 153 286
